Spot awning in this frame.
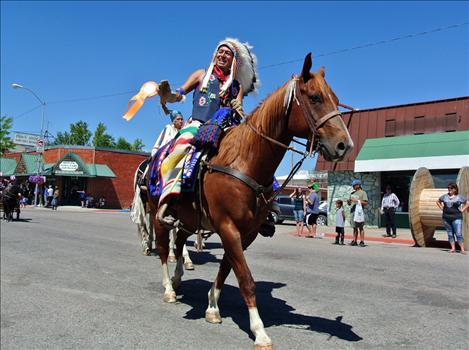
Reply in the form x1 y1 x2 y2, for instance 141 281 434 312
0 158 17 176
355 131 469 172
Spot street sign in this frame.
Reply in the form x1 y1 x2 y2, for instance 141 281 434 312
13 132 40 147
36 138 45 152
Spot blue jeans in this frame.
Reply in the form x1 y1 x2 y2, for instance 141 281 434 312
443 218 463 243
293 210 304 222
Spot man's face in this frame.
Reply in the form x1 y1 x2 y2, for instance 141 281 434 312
173 115 184 130
215 45 234 73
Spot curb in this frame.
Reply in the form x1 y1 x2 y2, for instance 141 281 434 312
289 231 415 245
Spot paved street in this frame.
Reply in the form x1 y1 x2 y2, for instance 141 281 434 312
1 208 468 350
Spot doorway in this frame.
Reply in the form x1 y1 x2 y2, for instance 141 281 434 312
61 177 87 205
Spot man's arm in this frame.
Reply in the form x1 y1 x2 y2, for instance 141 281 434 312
178 69 206 95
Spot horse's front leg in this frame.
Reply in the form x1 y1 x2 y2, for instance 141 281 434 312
205 255 231 324
152 216 177 303
220 227 272 350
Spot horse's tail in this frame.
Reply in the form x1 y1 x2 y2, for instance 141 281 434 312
130 165 152 251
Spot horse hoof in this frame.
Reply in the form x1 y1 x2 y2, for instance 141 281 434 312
143 248 151 256
163 291 177 303
205 311 222 324
184 261 194 270
254 344 273 350
168 256 177 263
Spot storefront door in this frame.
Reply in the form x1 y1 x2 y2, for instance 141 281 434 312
61 177 87 205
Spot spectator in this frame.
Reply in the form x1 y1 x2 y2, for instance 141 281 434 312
305 184 320 238
43 185 48 207
51 186 60 210
334 200 346 245
436 182 468 254
307 176 321 193
380 185 400 238
47 185 54 208
77 190 86 208
85 194 94 208
98 196 106 208
347 179 369 247
289 188 305 236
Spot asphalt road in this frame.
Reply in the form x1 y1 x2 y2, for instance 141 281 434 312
1 208 468 350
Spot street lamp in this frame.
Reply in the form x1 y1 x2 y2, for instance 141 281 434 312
11 83 46 206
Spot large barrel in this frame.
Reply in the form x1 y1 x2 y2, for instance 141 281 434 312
409 167 468 249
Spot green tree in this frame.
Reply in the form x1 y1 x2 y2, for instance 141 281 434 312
53 131 73 145
0 115 15 154
131 138 145 152
92 122 115 148
115 137 132 150
69 120 91 146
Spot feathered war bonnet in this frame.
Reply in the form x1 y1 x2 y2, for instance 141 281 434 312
200 38 259 97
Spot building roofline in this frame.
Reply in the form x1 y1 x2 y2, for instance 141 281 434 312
44 145 149 156
342 96 469 114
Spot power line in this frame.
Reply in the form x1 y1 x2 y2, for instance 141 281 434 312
21 22 467 106
11 104 42 120
259 22 469 69
48 90 135 105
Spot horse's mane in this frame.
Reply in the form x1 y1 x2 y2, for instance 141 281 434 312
217 81 289 165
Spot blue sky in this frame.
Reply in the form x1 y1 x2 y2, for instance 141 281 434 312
1 1 468 176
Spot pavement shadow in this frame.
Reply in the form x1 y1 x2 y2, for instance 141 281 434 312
186 241 222 266
178 279 362 342
2 218 33 223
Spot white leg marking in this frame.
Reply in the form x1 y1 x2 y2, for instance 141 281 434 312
161 262 176 303
205 284 222 323
249 307 271 346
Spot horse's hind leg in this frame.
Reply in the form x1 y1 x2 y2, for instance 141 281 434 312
171 229 192 289
168 229 177 262
182 243 194 270
205 254 231 324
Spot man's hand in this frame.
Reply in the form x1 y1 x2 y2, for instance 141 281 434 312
230 99 244 117
159 80 181 104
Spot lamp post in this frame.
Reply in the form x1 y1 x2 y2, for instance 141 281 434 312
11 83 46 206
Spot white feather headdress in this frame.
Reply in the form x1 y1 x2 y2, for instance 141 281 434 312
200 37 259 96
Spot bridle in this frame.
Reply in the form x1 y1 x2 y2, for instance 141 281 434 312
244 77 343 156
203 76 346 207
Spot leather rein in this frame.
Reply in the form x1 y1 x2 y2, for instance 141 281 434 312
202 77 343 206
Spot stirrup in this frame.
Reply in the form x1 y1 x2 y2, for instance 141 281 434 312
157 203 179 228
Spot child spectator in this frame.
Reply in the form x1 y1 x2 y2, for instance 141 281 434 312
334 200 345 245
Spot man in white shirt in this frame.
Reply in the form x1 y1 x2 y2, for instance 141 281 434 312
380 185 400 238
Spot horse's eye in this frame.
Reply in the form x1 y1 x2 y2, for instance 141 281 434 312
309 94 322 103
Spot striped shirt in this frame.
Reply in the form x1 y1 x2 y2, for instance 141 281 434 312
381 192 400 210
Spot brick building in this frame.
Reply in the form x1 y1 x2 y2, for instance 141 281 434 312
2 146 149 209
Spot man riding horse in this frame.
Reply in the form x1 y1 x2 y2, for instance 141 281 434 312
150 38 275 235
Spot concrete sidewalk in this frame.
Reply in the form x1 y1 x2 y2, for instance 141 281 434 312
283 223 449 246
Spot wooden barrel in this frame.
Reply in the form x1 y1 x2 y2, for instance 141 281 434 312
409 167 469 248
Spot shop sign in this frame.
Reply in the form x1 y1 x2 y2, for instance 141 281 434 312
13 133 40 147
58 161 80 172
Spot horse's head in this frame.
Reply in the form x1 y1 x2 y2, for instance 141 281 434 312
288 53 354 162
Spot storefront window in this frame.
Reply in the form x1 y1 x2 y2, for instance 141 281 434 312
381 170 459 213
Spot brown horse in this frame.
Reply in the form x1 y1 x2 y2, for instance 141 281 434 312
148 53 353 350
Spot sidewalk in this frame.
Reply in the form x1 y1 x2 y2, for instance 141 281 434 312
288 224 449 246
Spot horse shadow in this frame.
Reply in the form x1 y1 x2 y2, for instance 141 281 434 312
178 279 362 342
186 241 223 266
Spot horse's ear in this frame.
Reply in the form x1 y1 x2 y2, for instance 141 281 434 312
318 66 325 78
301 53 313 82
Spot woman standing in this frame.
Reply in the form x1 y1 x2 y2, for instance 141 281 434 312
436 183 469 254
290 188 305 236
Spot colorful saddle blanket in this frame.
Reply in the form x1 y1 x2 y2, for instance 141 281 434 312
149 107 241 205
